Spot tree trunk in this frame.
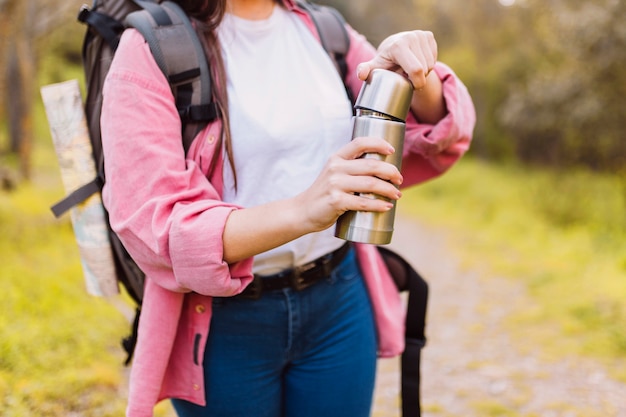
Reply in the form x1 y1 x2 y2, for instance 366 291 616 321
2 0 35 180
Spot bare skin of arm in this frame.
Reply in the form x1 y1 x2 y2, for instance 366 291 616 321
223 137 403 263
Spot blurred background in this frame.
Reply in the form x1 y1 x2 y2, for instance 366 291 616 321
0 0 624 416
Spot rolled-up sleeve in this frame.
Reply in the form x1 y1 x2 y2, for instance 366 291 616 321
101 30 253 297
401 62 475 186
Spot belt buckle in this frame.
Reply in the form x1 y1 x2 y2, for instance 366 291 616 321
291 254 334 291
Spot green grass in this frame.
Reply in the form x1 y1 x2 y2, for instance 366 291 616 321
0 178 130 415
0 64 129 413
401 158 626 377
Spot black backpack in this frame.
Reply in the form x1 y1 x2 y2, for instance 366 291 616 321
51 1 428 415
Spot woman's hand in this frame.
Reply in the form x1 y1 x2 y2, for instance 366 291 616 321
357 30 437 90
223 137 402 263
357 30 447 124
296 136 403 233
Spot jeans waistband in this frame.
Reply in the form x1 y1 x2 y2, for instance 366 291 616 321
236 242 351 300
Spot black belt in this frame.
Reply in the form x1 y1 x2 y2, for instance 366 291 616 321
237 243 351 299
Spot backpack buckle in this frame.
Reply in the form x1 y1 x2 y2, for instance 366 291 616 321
179 103 220 123
77 5 92 23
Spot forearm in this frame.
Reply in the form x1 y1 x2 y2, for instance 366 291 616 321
222 196 311 264
222 136 404 264
410 70 446 124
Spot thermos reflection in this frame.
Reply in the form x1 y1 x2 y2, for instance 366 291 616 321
335 69 414 245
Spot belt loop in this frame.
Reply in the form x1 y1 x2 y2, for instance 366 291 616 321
290 271 307 291
245 275 263 299
319 253 334 278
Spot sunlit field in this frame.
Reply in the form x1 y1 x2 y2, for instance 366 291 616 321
401 158 626 374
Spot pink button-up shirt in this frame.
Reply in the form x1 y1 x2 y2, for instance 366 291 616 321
101 2 475 416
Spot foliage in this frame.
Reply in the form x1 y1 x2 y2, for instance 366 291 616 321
0 0 82 180
498 0 626 171
401 158 626 371
436 0 626 171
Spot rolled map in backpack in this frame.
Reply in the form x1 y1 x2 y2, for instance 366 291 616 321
40 79 118 297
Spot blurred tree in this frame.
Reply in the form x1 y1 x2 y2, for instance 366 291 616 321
1 0 36 181
499 0 626 171
420 0 625 171
0 0 79 182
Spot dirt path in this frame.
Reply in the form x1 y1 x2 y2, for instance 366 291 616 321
372 213 626 417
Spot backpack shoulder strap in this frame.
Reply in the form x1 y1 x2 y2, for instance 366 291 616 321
76 1 163 51
377 246 428 417
296 1 350 84
126 1 218 153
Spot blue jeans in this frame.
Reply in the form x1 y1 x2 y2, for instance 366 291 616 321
172 247 378 417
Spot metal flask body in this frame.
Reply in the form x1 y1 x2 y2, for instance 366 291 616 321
335 69 414 245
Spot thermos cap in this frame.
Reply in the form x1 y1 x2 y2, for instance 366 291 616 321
355 69 414 121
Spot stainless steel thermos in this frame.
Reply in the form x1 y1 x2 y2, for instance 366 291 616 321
335 69 414 245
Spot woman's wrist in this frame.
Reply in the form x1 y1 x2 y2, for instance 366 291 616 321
410 70 446 124
222 196 311 264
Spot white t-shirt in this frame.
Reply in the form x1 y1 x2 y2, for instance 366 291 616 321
218 5 354 275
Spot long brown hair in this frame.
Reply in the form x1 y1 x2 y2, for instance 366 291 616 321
172 0 235 186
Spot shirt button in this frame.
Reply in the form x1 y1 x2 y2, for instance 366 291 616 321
207 135 215 144
195 304 206 314
193 384 200 391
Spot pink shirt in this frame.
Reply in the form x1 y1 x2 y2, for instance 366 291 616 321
101 2 475 416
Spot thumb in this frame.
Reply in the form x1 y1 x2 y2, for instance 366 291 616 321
356 57 388 81
357 56 396 81
356 62 373 82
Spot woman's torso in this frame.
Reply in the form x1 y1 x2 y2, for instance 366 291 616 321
218 5 353 275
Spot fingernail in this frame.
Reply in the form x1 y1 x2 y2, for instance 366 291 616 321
356 64 367 79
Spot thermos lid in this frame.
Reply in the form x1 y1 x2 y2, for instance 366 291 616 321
355 69 414 121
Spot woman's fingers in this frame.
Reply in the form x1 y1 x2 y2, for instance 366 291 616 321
334 135 396 160
298 136 404 232
335 156 404 190
399 31 437 89
331 136 403 186
357 30 437 90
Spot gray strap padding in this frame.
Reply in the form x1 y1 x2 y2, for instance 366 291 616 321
125 1 213 152
296 0 350 80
